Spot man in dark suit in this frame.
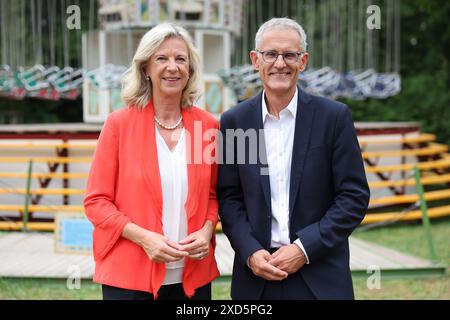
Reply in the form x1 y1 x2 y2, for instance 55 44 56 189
217 18 370 300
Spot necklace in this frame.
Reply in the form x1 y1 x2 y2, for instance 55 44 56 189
154 115 183 130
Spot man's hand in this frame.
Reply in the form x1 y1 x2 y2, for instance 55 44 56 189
248 249 288 281
178 220 214 260
268 244 307 274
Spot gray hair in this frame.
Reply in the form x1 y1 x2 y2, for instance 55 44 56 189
121 23 201 110
255 17 308 52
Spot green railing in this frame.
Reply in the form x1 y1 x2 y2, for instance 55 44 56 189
22 159 33 232
413 165 438 263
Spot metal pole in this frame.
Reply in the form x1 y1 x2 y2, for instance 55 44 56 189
23 159 33 232
413 166 438 263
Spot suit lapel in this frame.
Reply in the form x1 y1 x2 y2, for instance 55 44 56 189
289 88 314 217
252 93 272 212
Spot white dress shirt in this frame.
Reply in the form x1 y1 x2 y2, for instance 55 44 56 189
156 127 188 284
262 88 309 264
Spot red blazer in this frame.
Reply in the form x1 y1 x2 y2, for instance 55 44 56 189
84 100 220 298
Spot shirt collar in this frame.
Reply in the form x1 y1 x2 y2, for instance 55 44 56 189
262 87 298 123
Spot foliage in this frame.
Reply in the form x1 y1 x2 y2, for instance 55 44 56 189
342 0 450 145
0 98 83 123
0 0 95 123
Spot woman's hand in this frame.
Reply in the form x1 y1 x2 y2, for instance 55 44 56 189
178 220 214 260
122 223 188 263
140 231 189 263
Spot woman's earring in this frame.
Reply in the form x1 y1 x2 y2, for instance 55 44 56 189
145 75 150 81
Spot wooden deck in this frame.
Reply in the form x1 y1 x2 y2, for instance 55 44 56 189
0 232 444 279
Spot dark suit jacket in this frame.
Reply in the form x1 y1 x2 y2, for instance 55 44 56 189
217 88 370 299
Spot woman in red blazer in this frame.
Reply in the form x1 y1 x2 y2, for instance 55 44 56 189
84 23 220 300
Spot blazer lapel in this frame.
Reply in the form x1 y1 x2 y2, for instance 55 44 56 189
289 88 314 218
252 93 272 212
181 107 199 221
140 100 163 221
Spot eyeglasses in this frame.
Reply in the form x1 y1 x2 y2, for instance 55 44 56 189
257 50 305 64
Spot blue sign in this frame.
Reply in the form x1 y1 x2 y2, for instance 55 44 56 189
55 213 93 253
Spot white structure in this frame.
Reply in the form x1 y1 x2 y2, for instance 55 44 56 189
83 0 242 123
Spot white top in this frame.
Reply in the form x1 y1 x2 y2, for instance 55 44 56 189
155 127 188 284
262 88 309 264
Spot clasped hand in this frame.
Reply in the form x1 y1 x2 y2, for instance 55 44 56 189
248 244 307 281
142 222 214 263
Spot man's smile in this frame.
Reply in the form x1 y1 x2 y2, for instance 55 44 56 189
268 71 292 76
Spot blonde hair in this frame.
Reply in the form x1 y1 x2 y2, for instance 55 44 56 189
121 23 201 109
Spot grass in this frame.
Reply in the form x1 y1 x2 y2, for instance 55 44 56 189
1 276 447 300
351 216 450 299
353 217 450 266
0 278 230 300
0 278 102 300
0 218 448 300
353 277 449 299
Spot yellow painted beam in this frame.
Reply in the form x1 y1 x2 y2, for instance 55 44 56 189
0 143 96 149
0 222 55 231
0 172 88 179
0 157 92 164
362 205 450 224
359 133 436 147
370 189 450 206
0 205 84 212
365 155 450 173
0 188 85 195
362 143 448 159
369 173 450 188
